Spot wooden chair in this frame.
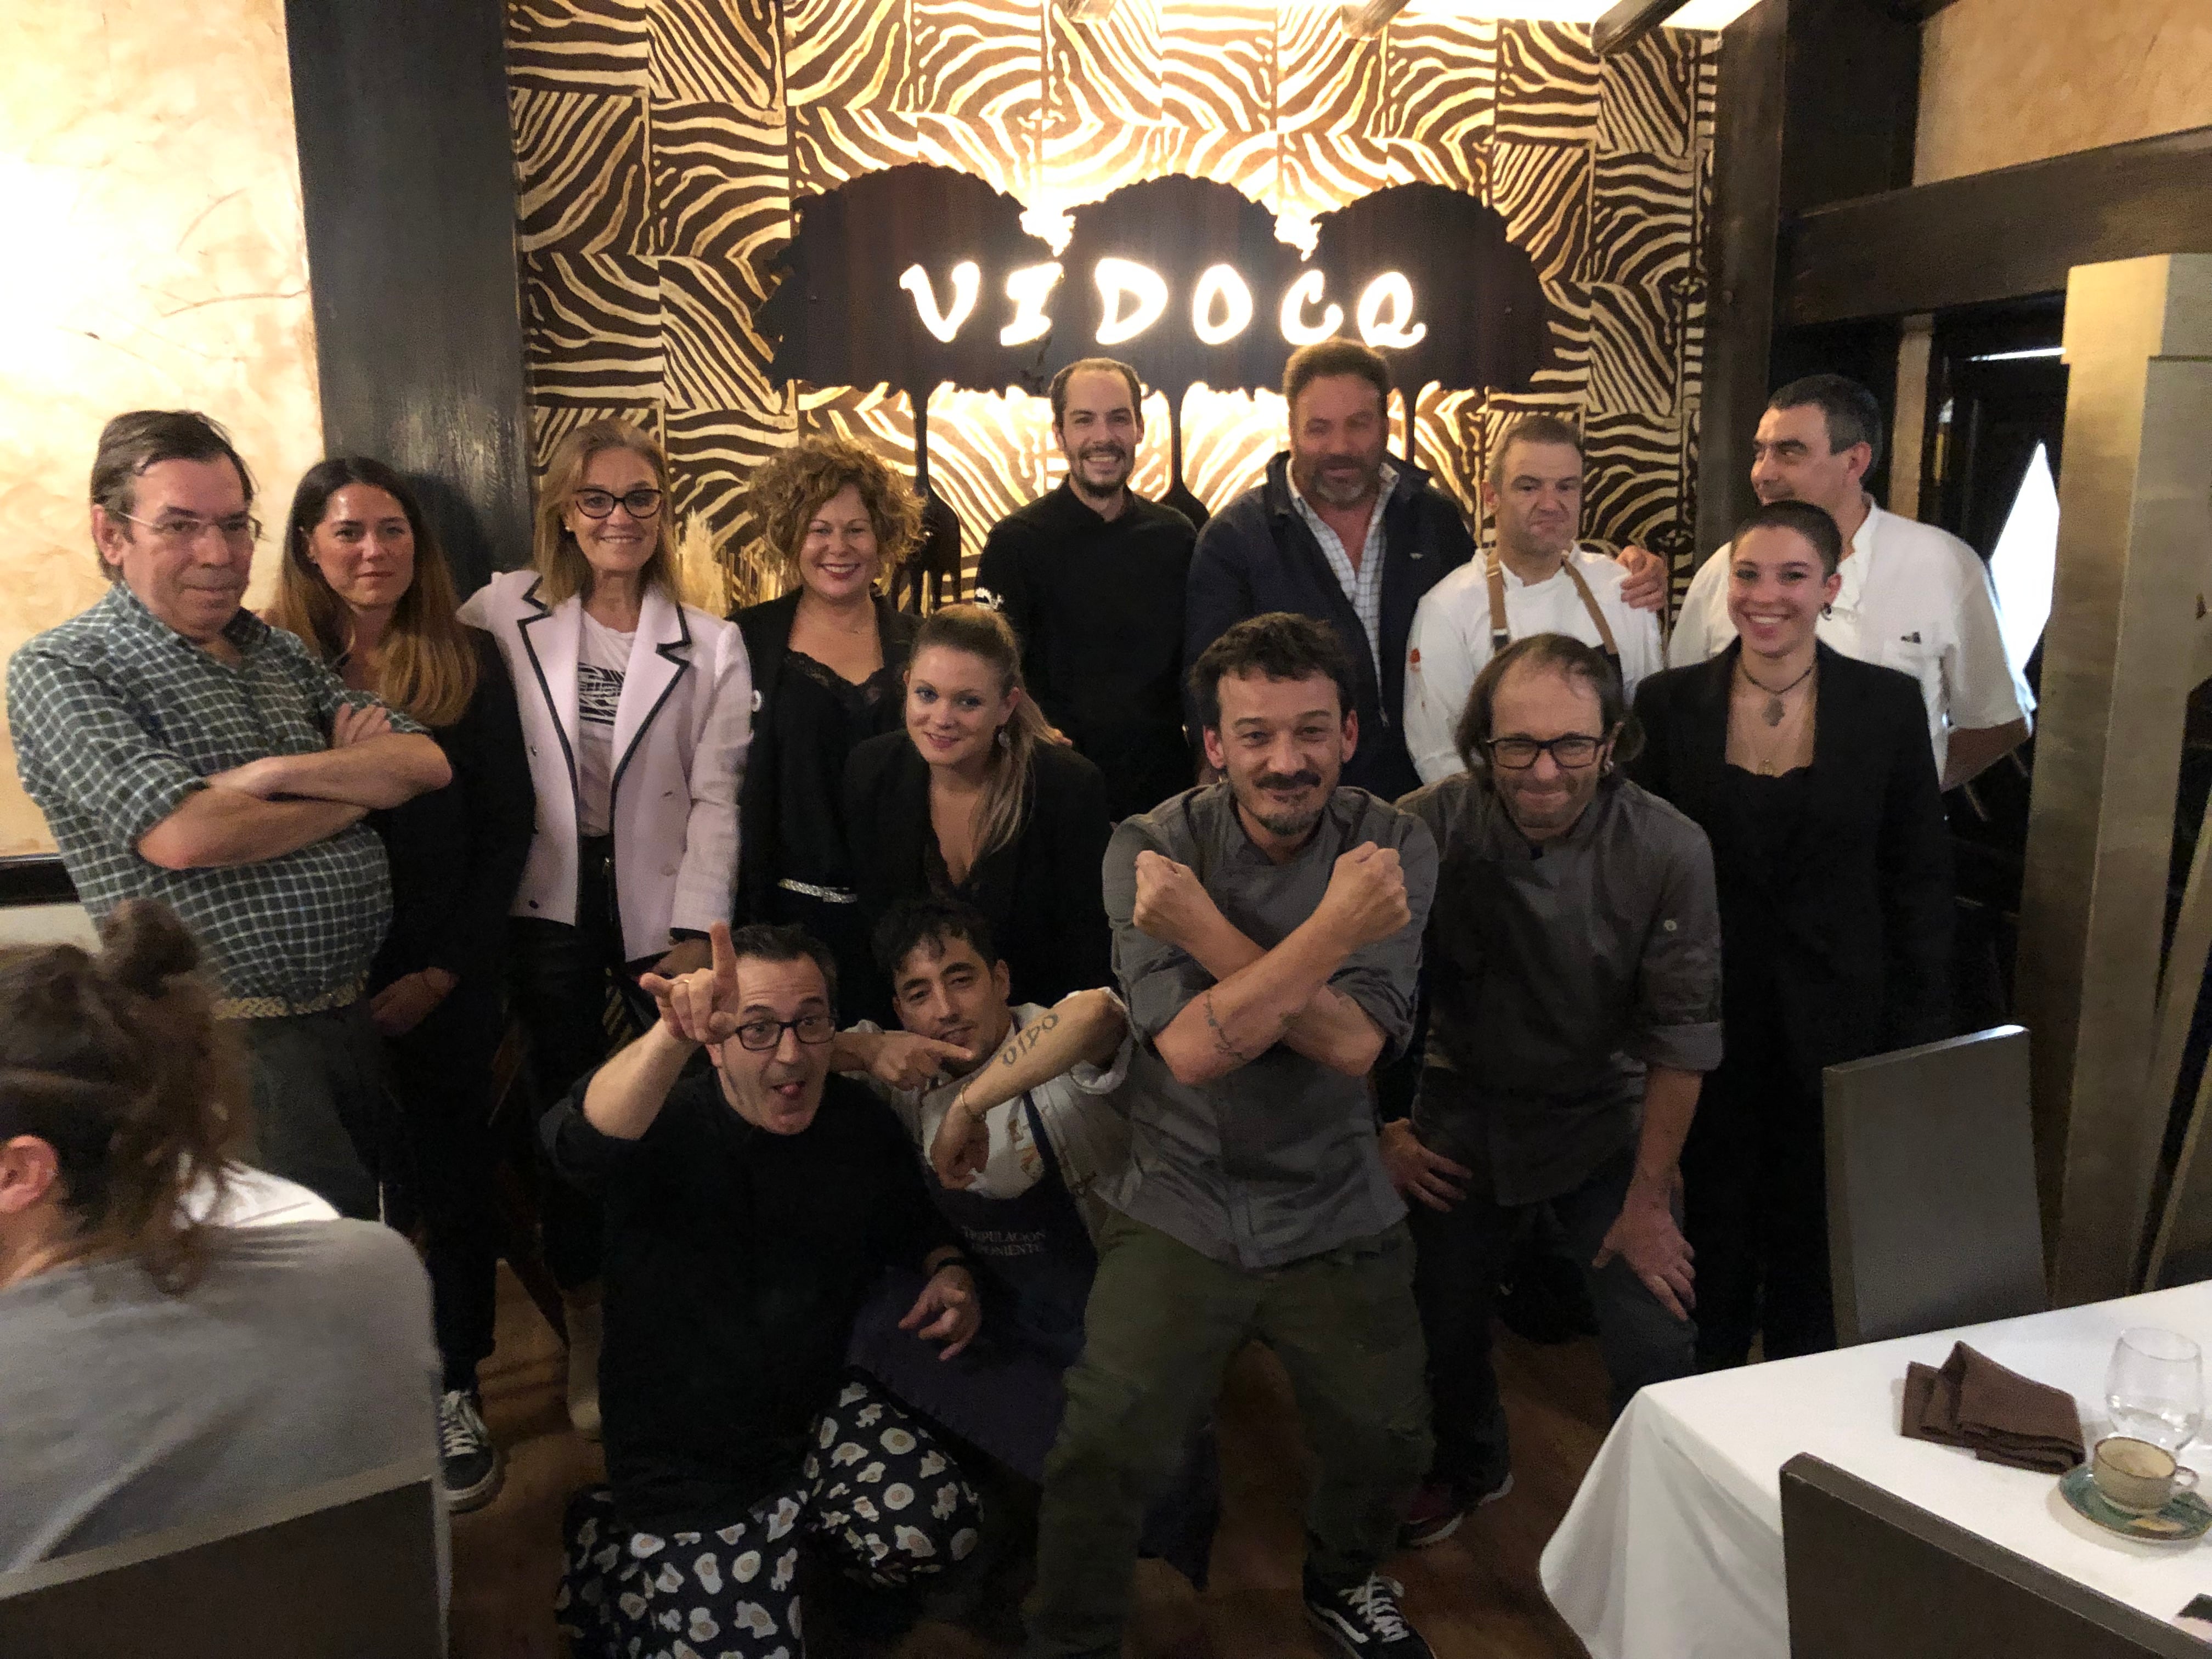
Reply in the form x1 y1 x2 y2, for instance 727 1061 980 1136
1824 1024 2047 1346
0 1460 441 1658
1782 1454 2199 1657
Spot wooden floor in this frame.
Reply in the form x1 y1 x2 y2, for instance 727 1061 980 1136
451 1268 1609 1659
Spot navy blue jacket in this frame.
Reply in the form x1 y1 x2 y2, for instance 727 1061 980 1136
1184 452 1476 802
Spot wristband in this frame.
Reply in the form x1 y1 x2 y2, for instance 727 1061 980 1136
931 1251 978 1277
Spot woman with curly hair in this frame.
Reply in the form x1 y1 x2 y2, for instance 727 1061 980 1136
0 900 438 1570
732 436 925 998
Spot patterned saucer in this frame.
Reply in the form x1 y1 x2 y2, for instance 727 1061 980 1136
2060 1463 2212 1543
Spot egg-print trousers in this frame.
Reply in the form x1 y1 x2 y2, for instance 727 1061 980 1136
556 1371 981 1658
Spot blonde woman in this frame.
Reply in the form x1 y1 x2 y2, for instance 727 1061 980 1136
732 436 922 981
845 604 1111 1022
269 455 531 1508
458 419 751 1435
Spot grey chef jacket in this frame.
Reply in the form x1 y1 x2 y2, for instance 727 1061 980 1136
1102 783 1438 1269
1398 770 1723 1207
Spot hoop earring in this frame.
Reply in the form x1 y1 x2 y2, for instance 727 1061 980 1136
996 726 1011 751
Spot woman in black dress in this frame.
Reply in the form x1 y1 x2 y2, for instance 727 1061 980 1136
845 604 1113 1020
733 437 922 997
269 457 534 1509
1630 498 1953 1365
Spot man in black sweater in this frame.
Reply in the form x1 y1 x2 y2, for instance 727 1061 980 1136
977 357 1196 821
546 921 985 1659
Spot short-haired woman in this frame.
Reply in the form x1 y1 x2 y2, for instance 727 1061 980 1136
459 419 751 1434
1629 498 1953 1364
0 900 438 1570
731 436 922 988
845 605 1112 1020
270 457 532 1507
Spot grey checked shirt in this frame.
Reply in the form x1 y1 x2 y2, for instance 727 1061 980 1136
1289 459 1397 678
1102 783 1437 1269
1398 771 1723 1206
8 583 416 1003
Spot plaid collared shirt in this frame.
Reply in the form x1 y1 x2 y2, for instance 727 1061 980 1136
8 583 417 1005
1288 459 1398 678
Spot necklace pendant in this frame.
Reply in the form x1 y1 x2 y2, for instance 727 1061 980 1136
1763 695 1785 727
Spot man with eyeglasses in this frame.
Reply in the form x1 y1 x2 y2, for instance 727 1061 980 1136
1389 633 1720 1547
7 410 450 1220
544 919 984 1658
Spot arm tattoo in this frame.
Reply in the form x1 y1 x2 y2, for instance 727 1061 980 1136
1202 989 1257 1064
995 1011 1057 1073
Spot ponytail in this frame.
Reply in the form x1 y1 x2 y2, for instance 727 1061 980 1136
0 900 249 1292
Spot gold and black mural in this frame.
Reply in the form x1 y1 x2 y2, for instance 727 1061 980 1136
506 0 1718 592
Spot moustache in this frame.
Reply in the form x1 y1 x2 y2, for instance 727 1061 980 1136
1253 770 1322 793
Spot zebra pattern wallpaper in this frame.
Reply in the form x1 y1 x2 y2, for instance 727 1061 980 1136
507 0 1718 591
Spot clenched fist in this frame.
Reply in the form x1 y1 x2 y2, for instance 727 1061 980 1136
1314 842 1409 950
1131 849 1223 952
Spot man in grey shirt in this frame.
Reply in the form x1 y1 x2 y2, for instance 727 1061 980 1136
1028 613 1441 1659
1391 633 1720 1546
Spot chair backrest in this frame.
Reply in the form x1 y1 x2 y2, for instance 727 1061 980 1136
1824 1023 2046 1346
0 1459 441 1659
1781 1454 2198 1658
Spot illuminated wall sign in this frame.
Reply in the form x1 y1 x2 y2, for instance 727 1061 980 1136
902 257 1421 352
761 166 1550 516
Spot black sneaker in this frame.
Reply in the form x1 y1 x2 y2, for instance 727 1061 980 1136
438 1389 503 1513
1303 1568 1434 1658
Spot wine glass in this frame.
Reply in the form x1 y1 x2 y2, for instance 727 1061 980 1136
2105 1327 2205 1452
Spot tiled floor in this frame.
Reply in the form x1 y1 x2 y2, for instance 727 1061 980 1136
449 1268 1607 1659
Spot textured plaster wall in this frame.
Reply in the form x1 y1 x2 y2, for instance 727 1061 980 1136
1916 0 2212 185
0 3 324 856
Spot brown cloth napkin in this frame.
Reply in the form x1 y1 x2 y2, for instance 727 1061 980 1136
1901 1341 2085 1474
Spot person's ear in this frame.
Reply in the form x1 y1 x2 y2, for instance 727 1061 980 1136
1201 725 1227 773
1339 708 1359 763
991 960 1011 1005
91 506 133 572
1823 568 1844 607
0 1136 63 1217
1843 441 1872 487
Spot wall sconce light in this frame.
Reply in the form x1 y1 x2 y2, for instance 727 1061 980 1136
1056 0 1120 19
1338 0 1409 38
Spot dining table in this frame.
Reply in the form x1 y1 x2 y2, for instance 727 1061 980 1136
1539 1280 2212 1657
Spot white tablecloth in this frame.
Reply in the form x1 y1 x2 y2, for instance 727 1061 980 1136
1539 1282 2212 1658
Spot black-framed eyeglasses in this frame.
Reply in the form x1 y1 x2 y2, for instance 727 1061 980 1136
1486 733 1606 770
731 1013 838 1052
573 487 664 520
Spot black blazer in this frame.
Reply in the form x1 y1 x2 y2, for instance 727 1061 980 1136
1629 641 1954 1087
842 730 1113 1015
732 590 921 923
368 632 535 994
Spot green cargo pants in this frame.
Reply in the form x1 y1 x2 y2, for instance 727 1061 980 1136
1025 1207 1432 1657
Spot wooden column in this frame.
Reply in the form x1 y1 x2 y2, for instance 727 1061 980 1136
2016 254 2212 1304
284 0 533 590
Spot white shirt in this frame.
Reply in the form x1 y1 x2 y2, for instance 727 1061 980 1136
1668 501 2033 777
1289 460 1398 676
1402 546 1666 785
574 610 633 837
856 1000 1136 1240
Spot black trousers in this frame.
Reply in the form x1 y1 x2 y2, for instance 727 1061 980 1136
238 1000 394 1221
1681 1018 1835 1367
511 836 654 1291
383 971 504 1393
1409 1142 1695 1498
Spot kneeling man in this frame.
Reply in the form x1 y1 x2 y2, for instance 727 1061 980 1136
1392 634 1720 1544
546 922 983 1658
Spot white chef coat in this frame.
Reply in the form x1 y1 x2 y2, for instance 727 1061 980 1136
1403 546 1666 785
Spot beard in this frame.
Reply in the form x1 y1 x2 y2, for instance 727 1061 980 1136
1299 453 1383 509
1071 443 1133 495
1237 767 1327 839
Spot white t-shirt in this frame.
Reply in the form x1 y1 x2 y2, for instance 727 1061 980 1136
575 611 634 837
854 1000 1135 1240
1402 546 1666 785
1667 502 2033 777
